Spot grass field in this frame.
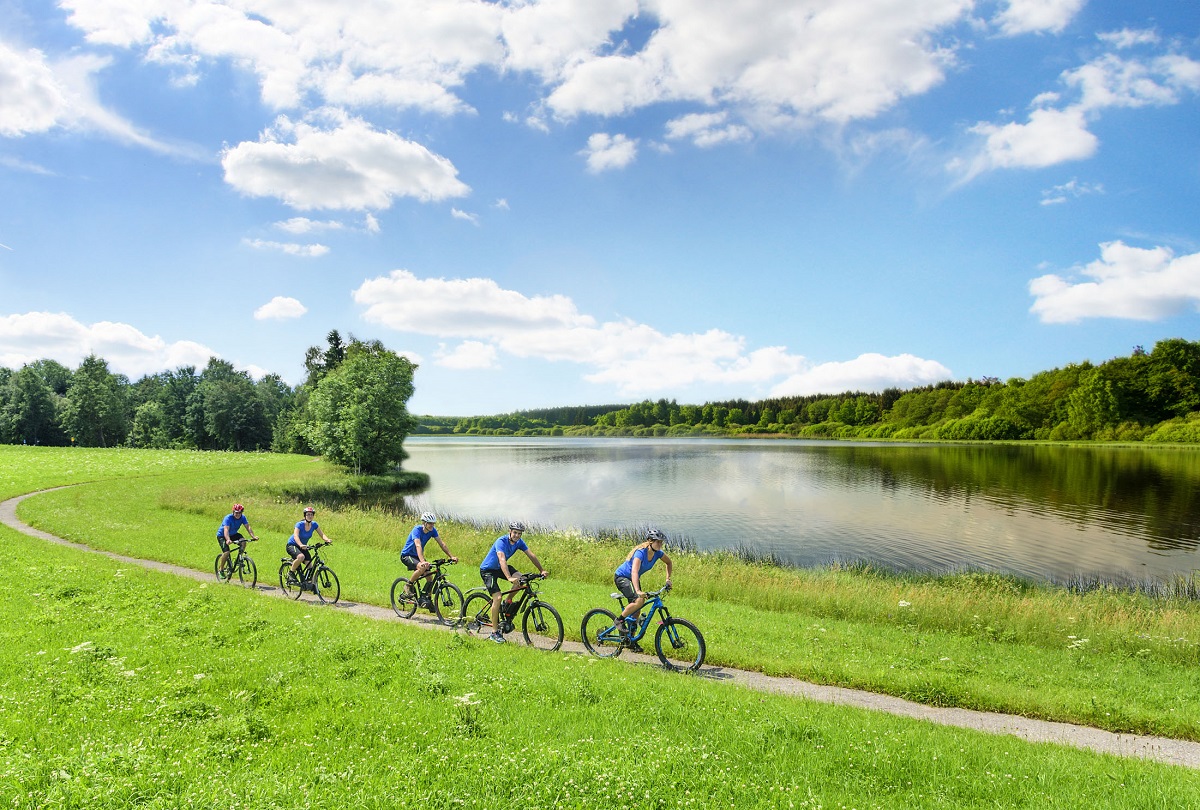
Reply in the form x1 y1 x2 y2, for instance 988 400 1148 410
3 445 1200 807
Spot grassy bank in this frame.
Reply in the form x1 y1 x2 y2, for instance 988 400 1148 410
4 494 1200 806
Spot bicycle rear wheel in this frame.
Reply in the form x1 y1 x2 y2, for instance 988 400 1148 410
580 608 623 658
390 577 418 619
235 556 257 588
433 582 465 627
655 618 706 672
279 563 301 599
313 565 340 604
522 601 564 652
215 554 232 582
460 592 492 633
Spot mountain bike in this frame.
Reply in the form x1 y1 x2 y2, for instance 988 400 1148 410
391 558 464 626
459 573 563 651
580 584 705 672
215 538 257 588
278 542 339 604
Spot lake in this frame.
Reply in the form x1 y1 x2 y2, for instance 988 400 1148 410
402 437 1200 583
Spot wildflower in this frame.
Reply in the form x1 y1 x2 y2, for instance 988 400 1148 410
898 600 911 608
69 641 93 654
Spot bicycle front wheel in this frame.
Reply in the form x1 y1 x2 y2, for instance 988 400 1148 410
522 601 564 652
460 592 492 633
580 608 623 658
313 565 340 604
279 563 301 599
235 556 257 588
655 618 706 672
215 554 232 582
433 582 465 627
390 577 418 619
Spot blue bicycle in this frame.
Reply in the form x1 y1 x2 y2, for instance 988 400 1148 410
580 584 705 672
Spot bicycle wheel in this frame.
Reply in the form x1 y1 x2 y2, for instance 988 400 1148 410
279 563 301 599
433 582 465 627
654 618 706 672
215 554 232 582
460 592 493 633
313 565 340 604
390 577 418 619
521 601 564 652
235 556 257 588
580 608 623 658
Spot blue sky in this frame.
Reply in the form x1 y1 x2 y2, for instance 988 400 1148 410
1 0 1198 416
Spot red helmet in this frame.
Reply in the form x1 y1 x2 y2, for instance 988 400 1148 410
233 503 244 512
303 506 315 515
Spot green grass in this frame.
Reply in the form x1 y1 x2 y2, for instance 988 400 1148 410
5 515 1200 808
3 445 1200 806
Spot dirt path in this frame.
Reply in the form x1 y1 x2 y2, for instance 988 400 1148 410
5 490 1199 771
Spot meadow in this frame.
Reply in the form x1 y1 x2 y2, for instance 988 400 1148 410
3 445 1200 807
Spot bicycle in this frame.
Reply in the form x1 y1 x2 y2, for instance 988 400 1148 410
215 538 257 588
278 542 340 604
391 558 464 626
580 584 706 672
459 573 564 652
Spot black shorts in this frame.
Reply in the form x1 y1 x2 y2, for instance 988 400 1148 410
218 533 245 553
287 543 311 562
480 567 518 594
401 554 421 571
614 575 638 602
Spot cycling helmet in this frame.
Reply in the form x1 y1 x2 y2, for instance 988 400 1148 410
646 528 667 542
509 521 526 532
233 503 244 512
303 506 315 515
420 512 437 523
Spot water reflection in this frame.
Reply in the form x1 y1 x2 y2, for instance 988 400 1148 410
403 437 1200 581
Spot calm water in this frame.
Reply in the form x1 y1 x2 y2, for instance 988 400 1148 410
403 437 1200 582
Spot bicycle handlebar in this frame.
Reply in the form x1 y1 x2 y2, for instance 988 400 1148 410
429 558 457 566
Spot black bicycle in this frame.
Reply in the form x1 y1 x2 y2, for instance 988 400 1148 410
278 542 340 604
215 538 257 588
459 573 564 651
580 584 705 672
391 558 464 626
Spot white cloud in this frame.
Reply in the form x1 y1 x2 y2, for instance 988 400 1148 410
242 238 329 257
436 340 499 370
581 132 637 173
273 217 345 234
221 112 469 211
1098 29 1160 50
1039 178 1102 206
353 269 948 397
664 112 752 148
0 41 70 136
956 48 1200 179
0 311 216 378
1029 241 1200 323
993 0 1085 36
451 208 480 225
253 296 308 320
771 354 953 397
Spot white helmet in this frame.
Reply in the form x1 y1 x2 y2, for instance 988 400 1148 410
509 521 526 532
420 512 437 523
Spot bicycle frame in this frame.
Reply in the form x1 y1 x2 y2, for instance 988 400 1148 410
296 542 330 582
614 586 671 643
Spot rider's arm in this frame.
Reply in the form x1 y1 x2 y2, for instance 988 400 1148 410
292 526 306 549
496 550 516 580
630 555 644 595
524 549 547 577
318 527 332 544
663 554 673 584
436 537 454 560
245 519 258 540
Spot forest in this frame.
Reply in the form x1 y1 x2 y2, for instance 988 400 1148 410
3 337 1199 452
417 338 1200 443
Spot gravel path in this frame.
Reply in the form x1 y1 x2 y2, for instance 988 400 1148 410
5 490 1199 770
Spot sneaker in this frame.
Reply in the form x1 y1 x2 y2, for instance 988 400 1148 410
418 597 433 610
625 639 644 654
488 632 506 644
286 573 299 586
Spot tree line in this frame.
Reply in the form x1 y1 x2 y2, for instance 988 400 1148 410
416 338 1200 443
0 330 417 474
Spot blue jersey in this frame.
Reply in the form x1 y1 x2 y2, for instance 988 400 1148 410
481 534 528 571
292 520 320 544
402 524 439 558
615 545 663 579
217 513 249 539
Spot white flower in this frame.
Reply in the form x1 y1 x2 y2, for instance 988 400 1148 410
898 600 911 608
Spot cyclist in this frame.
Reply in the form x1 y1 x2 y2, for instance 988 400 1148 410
401 512 458 609
613 528 673 652
479 521 547 644
216 503 258 579
285 506 333 584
